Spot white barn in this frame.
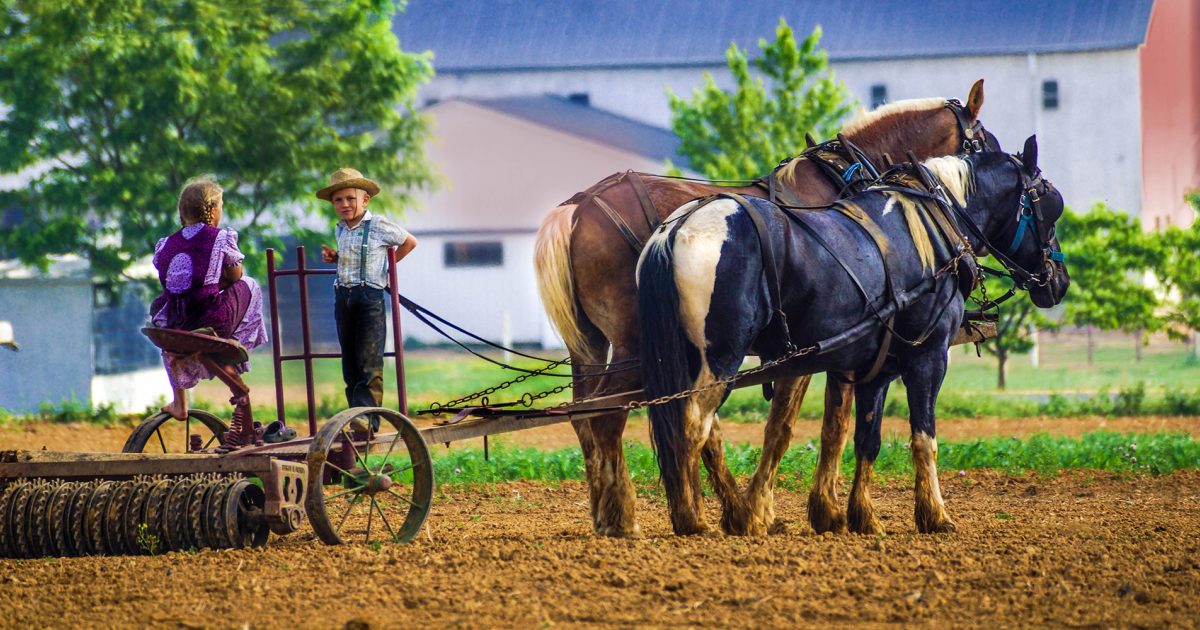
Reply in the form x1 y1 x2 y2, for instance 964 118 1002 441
394 0 1197 229
394 96 690 348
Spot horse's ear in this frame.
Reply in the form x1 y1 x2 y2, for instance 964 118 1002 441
967 79 985 118
1021 135 1039 171
805 133 817 148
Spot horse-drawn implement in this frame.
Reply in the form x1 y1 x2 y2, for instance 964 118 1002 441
0 242 995 558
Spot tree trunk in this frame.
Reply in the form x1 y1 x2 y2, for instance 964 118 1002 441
1135 328 1144 362
997 346 1008 390
1029 324 1040 368
1086 325 1094 366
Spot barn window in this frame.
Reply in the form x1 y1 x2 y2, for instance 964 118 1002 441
870 84 888 109
1042 80 1059 110
444 241 503 268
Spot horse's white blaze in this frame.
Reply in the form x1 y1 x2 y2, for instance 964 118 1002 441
671 198 740 363
882 196 897 217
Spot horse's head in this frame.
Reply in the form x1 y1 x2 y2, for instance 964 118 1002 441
975 135 1070 308
944 79 1003 155
842 79 1001 165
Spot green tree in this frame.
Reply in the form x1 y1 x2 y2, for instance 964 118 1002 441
1056 204 1161 364
666 20 855 180
1155 220 1200 357
0 0 435 283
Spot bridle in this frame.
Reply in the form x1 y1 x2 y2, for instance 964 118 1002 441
1002 159 1066 275
944 99 996 154
920 154 1064 292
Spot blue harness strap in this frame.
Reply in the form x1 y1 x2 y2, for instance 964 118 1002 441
1007 195 1066 262
1007 212 1033 256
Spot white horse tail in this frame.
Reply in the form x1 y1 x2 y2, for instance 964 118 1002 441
534 202 586 354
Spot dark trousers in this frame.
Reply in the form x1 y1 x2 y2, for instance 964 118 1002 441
334 285 386 409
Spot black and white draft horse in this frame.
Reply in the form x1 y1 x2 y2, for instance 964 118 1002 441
637 136 1070 536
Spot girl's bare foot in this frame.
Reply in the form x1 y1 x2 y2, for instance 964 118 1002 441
162 388 188 420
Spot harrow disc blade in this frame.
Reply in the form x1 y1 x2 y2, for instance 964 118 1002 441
104 482 135 555
163 477 197 552
65 483 94 557
26 482 55 558
43 482 75 558
122 481 155 555
9 482 39 558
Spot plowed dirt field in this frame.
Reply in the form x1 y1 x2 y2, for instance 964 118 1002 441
2 469 1198 628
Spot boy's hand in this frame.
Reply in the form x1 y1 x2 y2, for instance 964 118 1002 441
320 244 338 263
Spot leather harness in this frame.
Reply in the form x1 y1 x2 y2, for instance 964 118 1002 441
566 170 660 253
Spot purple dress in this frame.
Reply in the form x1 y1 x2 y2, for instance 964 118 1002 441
149 224 267 389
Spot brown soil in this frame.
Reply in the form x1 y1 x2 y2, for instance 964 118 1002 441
1 471 1197 628
3 414 1197 454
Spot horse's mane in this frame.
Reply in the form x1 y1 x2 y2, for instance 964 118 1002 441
844 97 945 136
921 155 973 205
856 154 971 273
841 98 946 149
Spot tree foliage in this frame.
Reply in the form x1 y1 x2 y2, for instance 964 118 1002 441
1056 203 1160 334
666 20 855 180
0 0 435 282
1155 221 1200 340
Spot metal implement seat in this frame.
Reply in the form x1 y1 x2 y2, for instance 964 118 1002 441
141 327 255 449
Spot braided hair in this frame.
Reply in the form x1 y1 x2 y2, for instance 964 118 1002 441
178 176 223 226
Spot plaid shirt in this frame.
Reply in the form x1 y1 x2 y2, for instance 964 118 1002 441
334 211 411 289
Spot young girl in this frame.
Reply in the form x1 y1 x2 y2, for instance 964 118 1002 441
149 176 267 427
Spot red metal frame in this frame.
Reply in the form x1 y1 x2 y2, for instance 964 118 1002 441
267 246 408 437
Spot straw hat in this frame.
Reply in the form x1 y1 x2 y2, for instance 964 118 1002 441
315 167 381 201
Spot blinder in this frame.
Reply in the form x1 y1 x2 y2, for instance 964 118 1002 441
1002 155 1065 285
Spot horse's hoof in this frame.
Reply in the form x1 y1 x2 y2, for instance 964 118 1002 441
918 518 957 534
848 513 885 536
672 522 710 536
595 523 642 538
807 502 848 534
720 510 772 537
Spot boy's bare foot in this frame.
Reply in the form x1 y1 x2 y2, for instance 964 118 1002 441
162 398 188 420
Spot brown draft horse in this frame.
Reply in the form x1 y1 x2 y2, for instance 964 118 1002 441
534 80 996 537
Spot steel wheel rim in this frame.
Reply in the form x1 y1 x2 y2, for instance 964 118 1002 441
305 407 434 546
122 411 228 454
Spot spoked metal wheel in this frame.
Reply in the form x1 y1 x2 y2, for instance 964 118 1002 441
305 407 433 545
122 410 228 454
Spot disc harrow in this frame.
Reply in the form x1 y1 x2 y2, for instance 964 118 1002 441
0 475 267 558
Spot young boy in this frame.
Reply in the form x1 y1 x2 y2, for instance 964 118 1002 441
318 168 417 426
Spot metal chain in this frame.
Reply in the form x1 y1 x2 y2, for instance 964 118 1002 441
426 357 573 411
537 340 820 413
972 265 992 309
